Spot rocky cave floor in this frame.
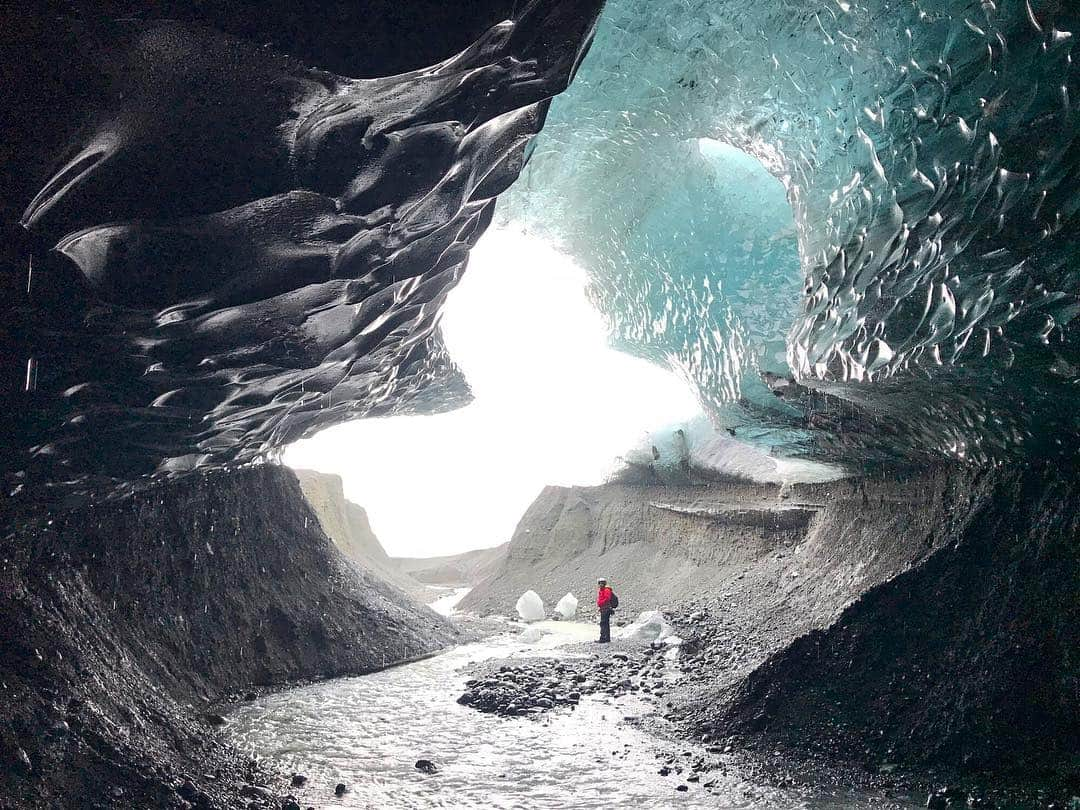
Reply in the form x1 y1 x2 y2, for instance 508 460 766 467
453 607 1078 810
12 601 1070 810
4 465 1074 810
191 598 1076 810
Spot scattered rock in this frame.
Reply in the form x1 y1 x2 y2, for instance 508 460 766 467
415 759 439 774
334 782 348 796
457 646 667 717
12 746 32 775
177 780 199 803
926 786 971 809
239 784 274 801
290 774 307 787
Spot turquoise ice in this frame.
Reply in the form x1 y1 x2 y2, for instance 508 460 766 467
499 0 1080 464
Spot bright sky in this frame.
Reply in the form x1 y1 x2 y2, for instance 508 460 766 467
284 228 702 557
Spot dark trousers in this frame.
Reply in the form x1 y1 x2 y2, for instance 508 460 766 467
599 608 612 642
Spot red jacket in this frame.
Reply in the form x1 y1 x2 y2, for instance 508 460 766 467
597 586 613 609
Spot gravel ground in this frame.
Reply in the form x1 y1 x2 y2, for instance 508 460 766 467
454 603 1072 810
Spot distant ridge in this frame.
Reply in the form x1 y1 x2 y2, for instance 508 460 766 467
293 469 432 600
393 544 509 587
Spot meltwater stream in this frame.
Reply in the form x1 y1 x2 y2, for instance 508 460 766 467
226 620 917 809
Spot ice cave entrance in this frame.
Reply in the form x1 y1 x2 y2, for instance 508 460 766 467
284 228 702 558
285 142 811 557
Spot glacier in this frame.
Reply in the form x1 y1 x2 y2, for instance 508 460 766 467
1 4 1077 806
499 0 1080 466
1 0 604 496
2 0 1078 488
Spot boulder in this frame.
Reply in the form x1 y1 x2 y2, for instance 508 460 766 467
415 759 439 774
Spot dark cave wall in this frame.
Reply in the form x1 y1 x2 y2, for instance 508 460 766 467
708 463 1080 779
39 0 520 79
0 0 604 491
0 465 456 808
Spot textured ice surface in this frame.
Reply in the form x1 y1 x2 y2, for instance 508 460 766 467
554 592 579 619
515 590 546 622
621 415 845 484
6 0 1079 494
501 0 1080 464
3 1 602 494
618 610 673 644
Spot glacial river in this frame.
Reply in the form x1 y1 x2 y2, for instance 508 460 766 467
226 616 918 810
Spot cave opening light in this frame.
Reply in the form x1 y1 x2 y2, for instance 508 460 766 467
284 227 703 558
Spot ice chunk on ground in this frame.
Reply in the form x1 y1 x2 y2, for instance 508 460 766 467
554 592 578 620
519 626 547 643
515 590 545 622
618 610 673 644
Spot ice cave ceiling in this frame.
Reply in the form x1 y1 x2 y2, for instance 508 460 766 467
2 0 1078 497
504 0 1080 464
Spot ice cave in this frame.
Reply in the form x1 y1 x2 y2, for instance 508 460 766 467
0 1 1076 808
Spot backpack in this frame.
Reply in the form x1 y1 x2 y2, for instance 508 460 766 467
609 591 619 610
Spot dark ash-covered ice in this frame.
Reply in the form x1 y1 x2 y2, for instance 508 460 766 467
2 0 602 496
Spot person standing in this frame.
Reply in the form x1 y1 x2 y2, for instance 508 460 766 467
596 578 614 643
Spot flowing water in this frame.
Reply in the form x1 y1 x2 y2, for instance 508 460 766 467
226 621 918 809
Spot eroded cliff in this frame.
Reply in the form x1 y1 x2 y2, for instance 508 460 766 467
707 464 1079 780
0 465 456 808
393 544 508 587
462 471 970 632
293 468 431 600
463 466 1079 786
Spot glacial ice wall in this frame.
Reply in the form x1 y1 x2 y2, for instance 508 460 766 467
501 0 1080 463
1 1 602 494
4 0 1078 497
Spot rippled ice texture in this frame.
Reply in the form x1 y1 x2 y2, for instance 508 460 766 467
226 623 916 809
5 1 603 492
502 0 1080 464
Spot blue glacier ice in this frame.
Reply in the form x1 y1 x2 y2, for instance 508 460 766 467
500 0 1080 464
3 0 1078 495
